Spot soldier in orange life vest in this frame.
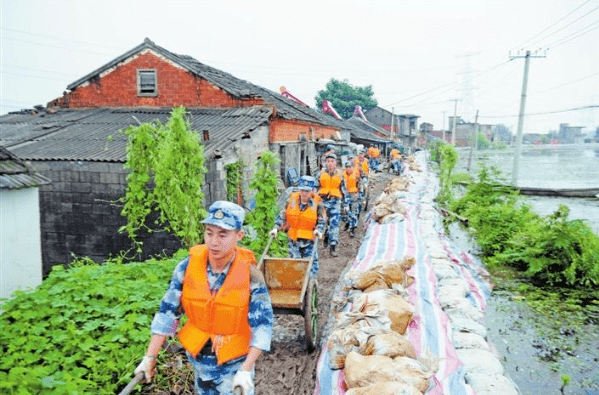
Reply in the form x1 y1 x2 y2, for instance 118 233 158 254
341 161 361 237
390 147 402 175
270 176 325 276
135 201 273 395
317 153 346 257
356 150 369 214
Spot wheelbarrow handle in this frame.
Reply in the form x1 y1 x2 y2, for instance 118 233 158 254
117 372 145 395
257 233 275 271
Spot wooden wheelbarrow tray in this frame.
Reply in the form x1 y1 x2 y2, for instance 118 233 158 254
257 236 319 351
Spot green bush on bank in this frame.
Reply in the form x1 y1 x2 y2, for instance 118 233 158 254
448 161 599 288
0 251 186 394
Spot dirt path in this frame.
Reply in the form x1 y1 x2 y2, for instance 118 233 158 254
254 171 394 395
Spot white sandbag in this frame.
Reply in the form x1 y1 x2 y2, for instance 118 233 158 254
449 316 488 338
345 381 422 395
452 332 489 350
432 264 460 280
381 212 405 224
444 298 484 322
465 373 520 395
456 349 504 376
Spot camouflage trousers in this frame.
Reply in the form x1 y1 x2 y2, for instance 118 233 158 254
187 353 254 395
341 192 359 229
322 197 341 246
288 238 319 276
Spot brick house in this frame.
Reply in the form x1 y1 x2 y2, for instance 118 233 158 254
0 38 345 274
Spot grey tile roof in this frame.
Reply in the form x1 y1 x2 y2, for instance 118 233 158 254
0 107 273 162
66 38 341 128
0 146 51 189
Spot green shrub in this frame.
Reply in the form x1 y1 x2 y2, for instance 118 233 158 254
0 251 186 394
450 161 599 288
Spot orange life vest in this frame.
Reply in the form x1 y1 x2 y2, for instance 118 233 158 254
390 149 400 159
356 158 369 175
373 148 380 158
179 245 255 365
286 192 318 241
343 171 359 193
319 170 342 198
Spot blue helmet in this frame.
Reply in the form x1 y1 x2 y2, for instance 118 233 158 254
201 201 245 230
298 175 316 191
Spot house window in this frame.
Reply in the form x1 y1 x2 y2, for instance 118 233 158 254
137 69 157 96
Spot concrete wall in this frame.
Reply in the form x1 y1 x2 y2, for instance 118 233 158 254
0 188 43 298
270 142 319 185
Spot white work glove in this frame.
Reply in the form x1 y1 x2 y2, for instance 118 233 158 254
269 228 278 238
313 230 323 240
134 355 156 383
233 370 253 395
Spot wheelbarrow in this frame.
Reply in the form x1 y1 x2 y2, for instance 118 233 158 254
257 235 319 351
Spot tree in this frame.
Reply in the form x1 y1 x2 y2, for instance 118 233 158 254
493 124 512 143
315 78 378 119
119 107 207 250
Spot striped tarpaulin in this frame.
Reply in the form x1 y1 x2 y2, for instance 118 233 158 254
314 158 491 395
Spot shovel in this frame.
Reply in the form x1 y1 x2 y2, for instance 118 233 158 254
117 372 144 395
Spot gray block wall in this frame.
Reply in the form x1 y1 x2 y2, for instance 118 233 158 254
32 160 182 275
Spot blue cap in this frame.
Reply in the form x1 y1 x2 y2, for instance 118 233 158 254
344 161 353 167
201 201 245 230
325 153 337 160
326 144 335 151
298 175 316 191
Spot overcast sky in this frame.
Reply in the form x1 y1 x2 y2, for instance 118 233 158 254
2 0 598 134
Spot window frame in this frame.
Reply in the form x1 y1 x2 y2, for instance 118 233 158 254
137 69 158 97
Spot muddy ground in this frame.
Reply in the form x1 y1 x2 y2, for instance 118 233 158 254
253 170 394 395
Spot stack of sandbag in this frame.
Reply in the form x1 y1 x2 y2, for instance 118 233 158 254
326 309 392 369
351 289 414 334
406 156 422 172
346 258 415 292
384 176 411 193
372 191 407 224
344 352 432 394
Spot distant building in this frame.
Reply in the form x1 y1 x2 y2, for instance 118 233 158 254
448 116 493 147
557 123 584 144
364 106 419 148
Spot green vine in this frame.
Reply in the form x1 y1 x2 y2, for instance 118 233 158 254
243 150 288 258
225 160 245 204
119 107 207 250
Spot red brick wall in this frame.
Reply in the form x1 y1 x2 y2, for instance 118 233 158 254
269 119 338 143
54 51 263 108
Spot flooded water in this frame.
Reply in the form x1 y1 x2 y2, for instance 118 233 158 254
455 144 599 234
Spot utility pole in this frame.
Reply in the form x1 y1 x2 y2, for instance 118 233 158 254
467 109 479 172
450 99 460 145
391 107 395 142
510 50 546 186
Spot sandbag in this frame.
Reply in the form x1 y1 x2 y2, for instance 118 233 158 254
381 212 405 224
346 258 415 291
352 289 414 335
452 332 489 350
363 331 416 359
345 381 422 395
465 373 520 395
344 352 430 392
327 310 392 369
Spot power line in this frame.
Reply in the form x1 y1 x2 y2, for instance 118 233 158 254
511 0 594 50
479 104 599 118
545 19 599 49
526 5 599 49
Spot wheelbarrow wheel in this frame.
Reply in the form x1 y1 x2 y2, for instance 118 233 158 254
303 278 318 352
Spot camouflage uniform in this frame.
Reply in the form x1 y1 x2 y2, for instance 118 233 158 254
317 169 346 248
150 201 273 395
275 178 325 277
151 258 273 394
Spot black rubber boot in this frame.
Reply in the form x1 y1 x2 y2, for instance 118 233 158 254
323 233 329 248
350 227 356 238
330 244 338 257
344 222 350 231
